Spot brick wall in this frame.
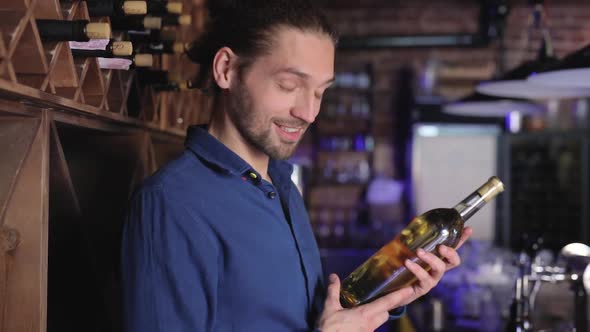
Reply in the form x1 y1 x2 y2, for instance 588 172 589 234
323 0 590 177
504 1 590 67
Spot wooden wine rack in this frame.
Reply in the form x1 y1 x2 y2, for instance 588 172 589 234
0 0 211 135
0 0 210 331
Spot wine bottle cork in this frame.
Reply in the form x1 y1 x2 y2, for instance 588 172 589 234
85 23 111 40
178 15 192 26
166 2 183 14
111 41 133 56
477 176 504 202
172 42 187 54
173 80 189 90
134 54 153 67
122 1 148 15
143 16 162 30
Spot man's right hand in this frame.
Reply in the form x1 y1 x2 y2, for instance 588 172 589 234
317 228 472 331
316 274 414 332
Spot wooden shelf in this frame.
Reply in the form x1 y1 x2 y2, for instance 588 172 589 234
309 184 365 209
0 1 209 330
0 0 212 135
307 65 375 249
0 79 184 136
315 119 371 135
327 86 373 94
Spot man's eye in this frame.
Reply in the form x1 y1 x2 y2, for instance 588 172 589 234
278 82 297 92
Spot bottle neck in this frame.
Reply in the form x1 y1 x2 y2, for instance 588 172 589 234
453 177 503 222
453 191 487 222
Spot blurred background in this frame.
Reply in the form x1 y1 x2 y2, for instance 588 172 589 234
296 0 590 331
1 0 590 331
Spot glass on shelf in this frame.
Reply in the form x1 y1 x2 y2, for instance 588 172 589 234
334 71 372 89
318 135 373 152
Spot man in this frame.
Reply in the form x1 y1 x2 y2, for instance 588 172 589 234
121 1 472 331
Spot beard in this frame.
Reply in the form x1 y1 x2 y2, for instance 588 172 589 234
226 77 306 160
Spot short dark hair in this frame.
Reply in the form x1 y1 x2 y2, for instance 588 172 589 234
186 0 337 94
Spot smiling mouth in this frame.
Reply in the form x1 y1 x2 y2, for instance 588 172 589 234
275 123 305 142
278 125 302 133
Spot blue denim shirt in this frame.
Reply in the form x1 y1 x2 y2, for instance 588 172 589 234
121 125 403 331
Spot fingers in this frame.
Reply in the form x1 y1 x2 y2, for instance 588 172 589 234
369 311 390 330
404 249 448 298
323 274 343 313
455 226 473 250
405 258 435 294
359 287 413 317
416 249 446 279
438 245 461 270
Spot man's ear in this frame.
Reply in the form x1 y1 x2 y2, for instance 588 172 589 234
212 47 238 90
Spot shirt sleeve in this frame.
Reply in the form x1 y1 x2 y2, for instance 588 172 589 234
121 185 220 332
389 305 406 319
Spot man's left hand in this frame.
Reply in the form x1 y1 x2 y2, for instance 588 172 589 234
397 226 473 306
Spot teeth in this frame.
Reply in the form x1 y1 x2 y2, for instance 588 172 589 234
280 126 299 133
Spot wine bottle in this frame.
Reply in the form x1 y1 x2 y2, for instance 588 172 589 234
160 14 191 27
136 69 170 83
147 1 183 15
110 14 191 31
339 176 504 308
136 41 189 54
36 20 111 41
127 29 176 43
87 0 147 17
71 41 133 57
110 16 162 31
98 54 153 70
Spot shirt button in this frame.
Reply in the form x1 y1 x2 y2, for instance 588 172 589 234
267 191 276 199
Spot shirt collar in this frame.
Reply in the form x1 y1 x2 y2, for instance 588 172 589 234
185 125 294 181
269 158 294 190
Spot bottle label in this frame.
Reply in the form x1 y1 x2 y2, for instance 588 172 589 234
98 58 132 70
69 39 110 51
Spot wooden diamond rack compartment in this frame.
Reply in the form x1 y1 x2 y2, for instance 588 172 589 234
0 0 212 135
0 1 211 331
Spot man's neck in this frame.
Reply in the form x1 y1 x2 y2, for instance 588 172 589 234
208 114 271 182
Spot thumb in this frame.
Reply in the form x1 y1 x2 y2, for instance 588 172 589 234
323 274 343 313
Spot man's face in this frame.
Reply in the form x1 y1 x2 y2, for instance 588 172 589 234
226 27 335 160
